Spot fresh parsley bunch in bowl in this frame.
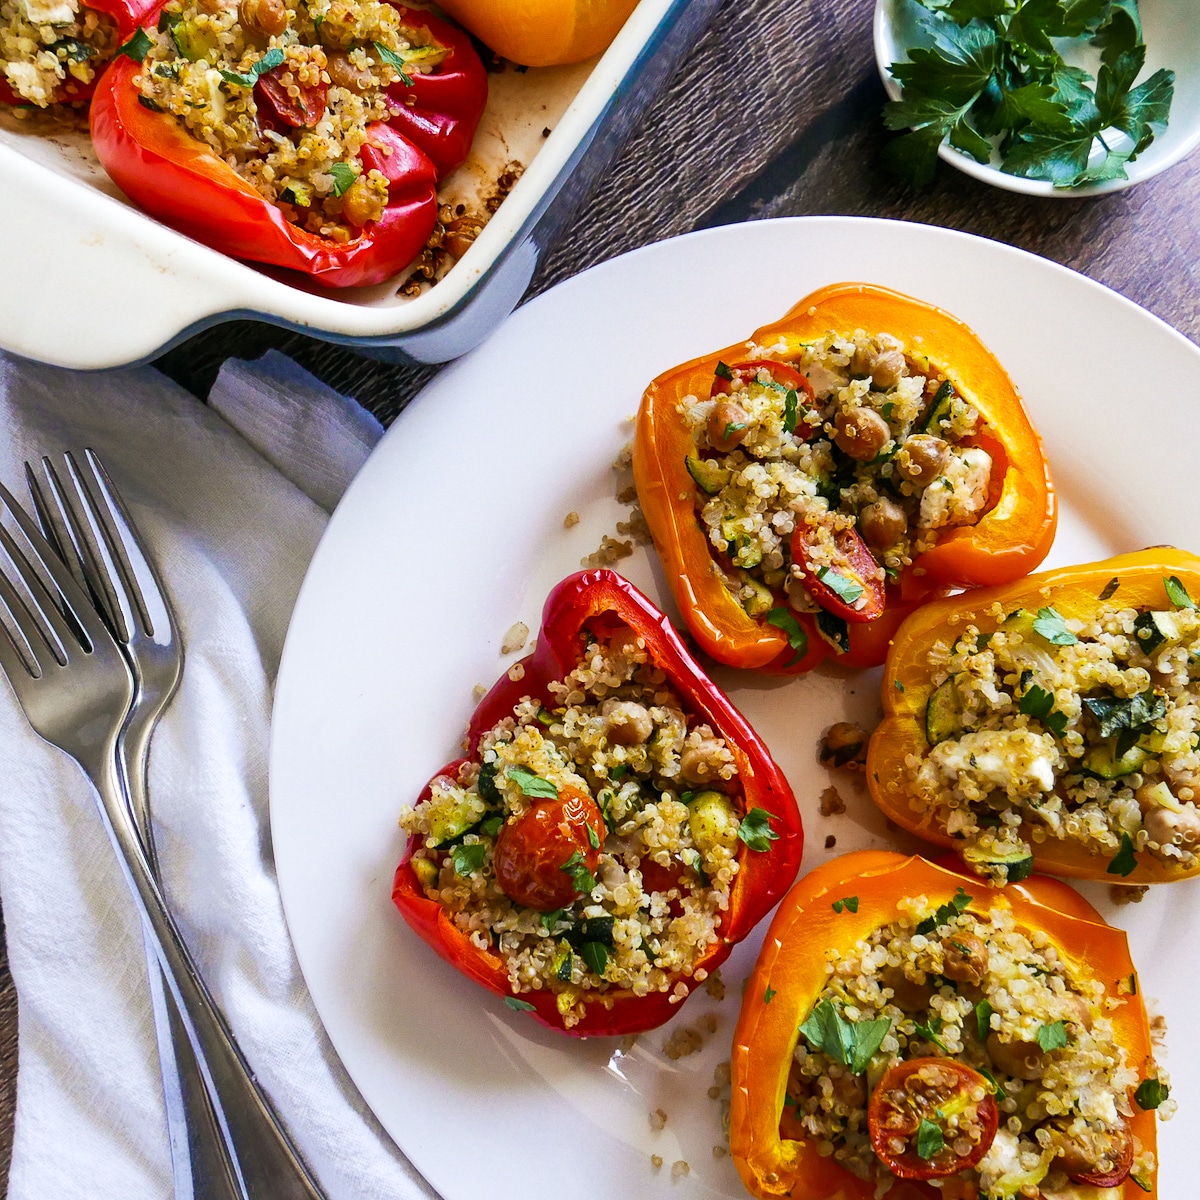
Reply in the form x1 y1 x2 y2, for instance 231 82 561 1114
874 0 1200 195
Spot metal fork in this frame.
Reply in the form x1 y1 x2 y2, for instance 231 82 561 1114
0 468 325 1200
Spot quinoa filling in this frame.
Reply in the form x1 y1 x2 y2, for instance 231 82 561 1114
910 592 1200 882
1 0 117 106
679 332 992 628
399 627 764 1030
136 0 448 242
785 893 1169 1195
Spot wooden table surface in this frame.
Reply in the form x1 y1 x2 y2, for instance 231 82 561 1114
2 0 1198 1190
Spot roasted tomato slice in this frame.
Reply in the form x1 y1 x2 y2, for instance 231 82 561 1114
492 786 604 911
1062 1115 1134 1188
255 69 328 129
790 522 886 623
867 1057 999 1181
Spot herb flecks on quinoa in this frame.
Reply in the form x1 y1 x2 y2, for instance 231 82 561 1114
911 589 1200 882
680 335 991 628
1 0 117 106
135 0 446 242
399 628 749 1029
785 895 1170 1194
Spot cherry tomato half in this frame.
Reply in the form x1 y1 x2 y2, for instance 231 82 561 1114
1065 1116 1134 1188
711 360 816 412
493 786 604 911
867 1057 999 1181
790 523 886 623
255 69 328 129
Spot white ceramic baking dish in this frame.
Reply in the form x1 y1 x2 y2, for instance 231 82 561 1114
0 0 716 369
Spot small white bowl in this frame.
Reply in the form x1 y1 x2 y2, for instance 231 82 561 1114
873 0 1200 196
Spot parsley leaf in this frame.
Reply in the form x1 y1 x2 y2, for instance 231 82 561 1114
480 815 504 837
915 887 972 935
1032 607 1077 645
974 997 993 1041
799 999 891 1073
507 766 558 799
329 161 358 198
1099 576 1121 601
1165 575 1197 610
579 941 608 976
765 607 808 667
978 1064 1008 1101
1036 1020 1069 1052
764 985 777 1004
738 807 780 852
783 388 799 434
451 843 486 876
916 1117 945 1161
374 40 414 85
115 27 152 63
1135 1077 1170 1110
1018 683 1067 736
714 360 734 381
1084 689 1166 738
831 896 860 914
585 823 600 850
559 850 596 895
913 1017 952 1054
1107 831 1138 877
504 996 536 1012
816 566 865 605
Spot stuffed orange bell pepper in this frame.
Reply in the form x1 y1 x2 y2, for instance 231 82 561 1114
869 548 1200 886
633 283 1056 675
731 851 1169 1200
392 570 803 1036
434 0 638 67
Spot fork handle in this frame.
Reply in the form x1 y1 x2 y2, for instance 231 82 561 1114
83 748 327 1200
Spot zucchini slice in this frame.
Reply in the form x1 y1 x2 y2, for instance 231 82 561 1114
685 454 731 495
925 678 962 746
1081 740 1150 780
962 843 1035 884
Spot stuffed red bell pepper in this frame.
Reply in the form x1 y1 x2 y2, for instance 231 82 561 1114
90 1 486 287
633 283 1057 674
1 0 156 107
392 569 803 1036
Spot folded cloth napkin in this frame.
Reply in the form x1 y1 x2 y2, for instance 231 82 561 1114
0 350 439 1200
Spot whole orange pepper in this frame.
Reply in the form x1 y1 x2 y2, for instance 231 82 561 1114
633 282 1056 674
730 851 1160 1200
868 548 1200 884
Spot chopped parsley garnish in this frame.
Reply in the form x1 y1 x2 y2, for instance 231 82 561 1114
915 1117 944 1161
219 45 284 87
799 998 891 1074
766 607 808 667
979 1065 1007 1101
1108 832 1139 877
374 40 414 85
913 1016 951 1054
714 361 734 381
724 421 748 439
480 815 504 837
764 985 777 1004
915 887 972 935
894 679 905 692
540 908 566 932
737 807 780 852
831 895 859 914
1165 575 1196 609
1018 683 1068 736
816 566 865 605
585 823 600 849
579 940 608 976
783 388 799 434
116 27 152 62
882 0 1175 190
1033 606 1077 645
507 766 558 798
1036 1020 1069 1052
1084 689 1166 739
610 763 628 780
504 996 536 1012
560 850 596 894
451 843 486 876
1099 576 1121 601
1135 1077 1170 1110
974 997 993 1041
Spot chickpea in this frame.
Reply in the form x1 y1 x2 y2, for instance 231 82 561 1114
602 700 653 746
706 400 750 452
340 176 384 228
1049 1116 1130 1179
896 434 950 486
325 50 373 92
680 738 730 786
829 1069 867 1110
819 721 867 769
833 407 890 461
880 966 932 1012
985 1032 1044 1080
858 497 907 553
1143 802 1200 849
940 933 988 986
238 0 287 36
198 0 234 12
870 348 906 391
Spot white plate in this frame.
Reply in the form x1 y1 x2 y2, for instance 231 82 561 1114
270 216 1200 1200
873 0 1200 197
